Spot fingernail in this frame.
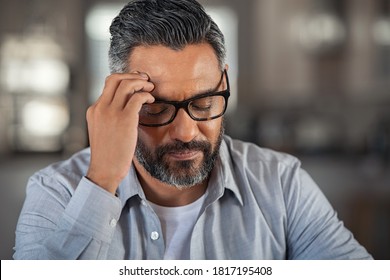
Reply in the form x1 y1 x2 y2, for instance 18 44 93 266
139 72 149 79
130 71 149 79
131 71 149 79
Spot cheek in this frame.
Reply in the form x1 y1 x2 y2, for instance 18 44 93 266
198 119 223 142
138 126 166 147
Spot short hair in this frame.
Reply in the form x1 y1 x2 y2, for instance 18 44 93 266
108 0 226 73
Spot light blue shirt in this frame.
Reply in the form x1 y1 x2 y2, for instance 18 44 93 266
14 135 372 259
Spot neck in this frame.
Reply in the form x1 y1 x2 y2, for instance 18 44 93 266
133 160 208 207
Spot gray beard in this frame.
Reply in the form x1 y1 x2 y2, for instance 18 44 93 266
135 127 223 189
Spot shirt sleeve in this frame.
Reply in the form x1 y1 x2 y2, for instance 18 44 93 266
284 167 373 259
13 173 122 260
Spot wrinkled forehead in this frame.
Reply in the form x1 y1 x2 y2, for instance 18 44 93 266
128 44 222 100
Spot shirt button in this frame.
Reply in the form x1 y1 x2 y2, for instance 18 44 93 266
141 200 147 206
109 218 117 227
150 231 159 241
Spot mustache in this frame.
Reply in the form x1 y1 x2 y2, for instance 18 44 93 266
156 140 211 155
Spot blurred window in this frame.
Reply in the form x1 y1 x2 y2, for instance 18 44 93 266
0 35 70 152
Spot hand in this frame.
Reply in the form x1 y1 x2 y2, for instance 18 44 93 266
86 72 155 194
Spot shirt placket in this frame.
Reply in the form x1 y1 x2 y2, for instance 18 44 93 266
139 198 165 259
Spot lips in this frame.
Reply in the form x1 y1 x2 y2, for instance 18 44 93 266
167 149 202 160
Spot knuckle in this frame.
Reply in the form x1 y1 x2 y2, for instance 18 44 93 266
104 74 114 84
104 74 117 86
86 105 95 119
129 91 145 101
104 73 126 88
106 73 120 80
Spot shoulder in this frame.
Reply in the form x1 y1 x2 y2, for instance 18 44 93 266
219 135 306 204
221 135 300 171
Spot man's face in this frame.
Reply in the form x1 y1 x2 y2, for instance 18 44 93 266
129 44 227 188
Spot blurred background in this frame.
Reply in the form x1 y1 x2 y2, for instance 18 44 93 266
0 0 389 259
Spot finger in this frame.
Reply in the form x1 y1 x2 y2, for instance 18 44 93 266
124 91 155 114
111 79 155 110
98 73 150 105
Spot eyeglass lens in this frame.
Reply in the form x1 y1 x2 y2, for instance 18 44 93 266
139 94 227 126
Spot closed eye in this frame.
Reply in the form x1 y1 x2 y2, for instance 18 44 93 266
191 104 212 111
190 98 213 111
141 104 171 116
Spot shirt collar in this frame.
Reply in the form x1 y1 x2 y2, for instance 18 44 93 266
115 135 244 208
116 164 146 208
209 136 244 206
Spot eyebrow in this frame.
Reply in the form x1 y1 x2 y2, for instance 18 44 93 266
152 72 225 102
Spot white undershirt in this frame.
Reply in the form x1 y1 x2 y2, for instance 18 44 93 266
149 194 206 260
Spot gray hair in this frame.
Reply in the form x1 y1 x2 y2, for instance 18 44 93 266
108 0 226 73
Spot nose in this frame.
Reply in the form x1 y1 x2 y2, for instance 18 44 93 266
168 108 199 143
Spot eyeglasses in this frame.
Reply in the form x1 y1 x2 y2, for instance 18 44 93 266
139 70 230 127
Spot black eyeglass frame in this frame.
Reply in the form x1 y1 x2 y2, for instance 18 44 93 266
139 69 230 127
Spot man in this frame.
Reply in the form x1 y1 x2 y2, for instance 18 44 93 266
14 0 372 259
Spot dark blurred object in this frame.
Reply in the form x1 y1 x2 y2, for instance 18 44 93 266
347 192 390 260
367 118 390 166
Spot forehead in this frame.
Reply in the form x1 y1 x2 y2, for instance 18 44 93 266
128 44 221 99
